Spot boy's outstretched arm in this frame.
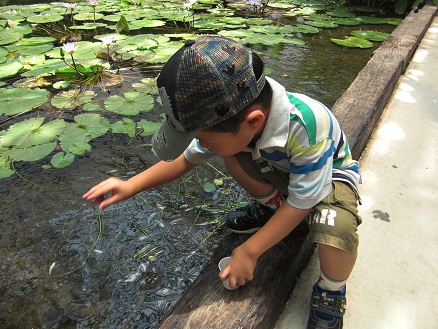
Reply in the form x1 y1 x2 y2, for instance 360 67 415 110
219 202 312 289
82 154 197 210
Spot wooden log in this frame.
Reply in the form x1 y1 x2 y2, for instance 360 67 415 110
159 223 314 329
158 4 437 329
331 4 438 159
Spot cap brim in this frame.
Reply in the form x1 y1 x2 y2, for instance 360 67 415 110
152 120 197 161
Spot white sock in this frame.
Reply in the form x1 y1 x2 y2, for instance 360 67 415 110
254 188 285 210
317 268 347 292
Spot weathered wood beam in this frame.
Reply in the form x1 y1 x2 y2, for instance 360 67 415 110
158 4 437 329
332 4 437 159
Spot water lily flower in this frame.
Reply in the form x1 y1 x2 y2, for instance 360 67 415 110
184 0 198 9
100 36 116 46
87 0 99 6
247 0 262 11
62 42 78 54
7 20 19 28
63 2 76 13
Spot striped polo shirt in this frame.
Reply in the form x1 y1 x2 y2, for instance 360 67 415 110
184 77 361 209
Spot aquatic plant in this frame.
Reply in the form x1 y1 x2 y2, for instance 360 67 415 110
0 0 402 179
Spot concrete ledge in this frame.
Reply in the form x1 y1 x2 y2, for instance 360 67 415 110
333 4 437 159
158 4 437 329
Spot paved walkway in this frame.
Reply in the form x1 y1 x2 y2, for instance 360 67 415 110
275 15 438 329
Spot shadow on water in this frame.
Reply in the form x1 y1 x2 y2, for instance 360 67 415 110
0 1 397 328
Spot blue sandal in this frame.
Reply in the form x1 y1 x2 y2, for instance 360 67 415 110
307 284 346 329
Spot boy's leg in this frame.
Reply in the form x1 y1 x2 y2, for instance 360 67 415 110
319 244 357 282
307 181 361 329
223 154 289 233
224 154 273 197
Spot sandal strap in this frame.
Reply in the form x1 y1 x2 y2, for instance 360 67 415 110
310 289 346 317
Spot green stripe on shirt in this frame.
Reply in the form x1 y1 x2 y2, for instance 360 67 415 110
287 93 317 145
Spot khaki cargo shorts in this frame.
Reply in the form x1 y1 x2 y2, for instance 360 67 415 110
235 152 362 252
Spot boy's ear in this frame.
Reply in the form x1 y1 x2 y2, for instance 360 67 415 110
245 106 265 131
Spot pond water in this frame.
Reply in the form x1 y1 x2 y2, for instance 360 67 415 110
0 1 397 328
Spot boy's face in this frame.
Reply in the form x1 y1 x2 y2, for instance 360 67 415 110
195 108 265 156
195 129 253 156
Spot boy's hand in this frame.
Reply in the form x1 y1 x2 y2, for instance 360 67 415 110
82 177 135 210
218 245 257 290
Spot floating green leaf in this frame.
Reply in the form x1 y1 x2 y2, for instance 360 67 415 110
111 118 136 137
291 25 319 34
58 114 109 151
16 36 56 46
350 30 390 41
0 88 51 116
104 92 154 115
27 14 64 24
69 22 108 30
305 20 338 28
138 119 162 137
67 141 92 155
6 43 54 56
53 81 70 89
74 113 110 138
331 36 373 48
132 78 158 94
357 16 388 24
51 152 75 168
1 118 67 148
0 157 14 179
130 19 166 28
203 182 216 193
2 142 56 162
0 61 23 79
116 15 130 34
73 13 105 21
0 30 22 45
51 90 96 110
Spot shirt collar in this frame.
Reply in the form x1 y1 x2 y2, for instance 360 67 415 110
250 77 291 158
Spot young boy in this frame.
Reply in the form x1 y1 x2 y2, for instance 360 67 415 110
83 36 361 329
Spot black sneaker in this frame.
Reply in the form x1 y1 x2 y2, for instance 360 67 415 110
224 201 275 234
307 284 346 329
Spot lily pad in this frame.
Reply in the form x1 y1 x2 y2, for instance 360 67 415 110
2 142 56 162
357 16 388 24
350 30 390 41
16 36 56 46
130 19 166 28
104 92 154 115
69 22 108 30
111 118 136 137
58 114 109 151
305 20 338 28
291 25 319 34
331 36 373 48
6 43 54 56
0 88 51 116
0 61 23 79
0 30 22 45
74 113 110 138
73 13 105 21
27 14 64 24
0 159 14 178
51 152 75 168
132 78 158 94
67 141 92 155
138 119 162 137
12 77 51 89
0 118 66 148
51 90 96 110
